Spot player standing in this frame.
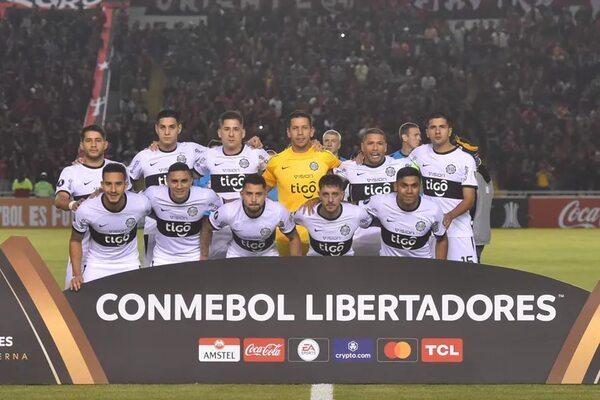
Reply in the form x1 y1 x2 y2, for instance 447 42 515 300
207 174 301 257
69 163 150 290
409 112 478 262
389 122 422 160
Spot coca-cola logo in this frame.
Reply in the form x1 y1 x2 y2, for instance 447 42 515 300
558 200 600 228
243 338 285 362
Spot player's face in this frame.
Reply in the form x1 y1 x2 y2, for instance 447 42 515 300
361 133 387 165
323 134 341 155
101 172 127 205
426 118 452 148
319 185 343 213
241 183 267 214
80 131 107 161
155 117 181 147
167 170 193 202
402 127 422 151
287 117 314 150
218 118 245 152
395 176 421 208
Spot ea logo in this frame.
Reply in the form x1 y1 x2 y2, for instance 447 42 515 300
297 339 320 361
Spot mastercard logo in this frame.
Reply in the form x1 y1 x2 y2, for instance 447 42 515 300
377 338 418 362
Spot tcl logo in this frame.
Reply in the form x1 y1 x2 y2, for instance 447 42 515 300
243 338 285 362
421 338 463 363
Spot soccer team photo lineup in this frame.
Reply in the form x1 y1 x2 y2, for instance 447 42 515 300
1 1 599 395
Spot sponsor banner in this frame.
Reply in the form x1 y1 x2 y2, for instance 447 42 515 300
490 197 528 228
0 198 71 228
529 197 600 228
332 338 374 363
3 0 102 9
1 237 598 384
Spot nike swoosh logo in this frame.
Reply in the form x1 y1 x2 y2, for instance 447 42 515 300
99 223 108 228
314 229 323 232
356 172 366 176
160 208 169 212
386 218 395 222
214 162 224 166
422 163 430 167
282 166 290 170
150 162 159 166
84 181 92 185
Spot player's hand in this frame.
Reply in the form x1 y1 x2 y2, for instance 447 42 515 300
246 136 263 149
442 212 455 229
353 152 364 165
70 275 83 291
148 141 160 151
311 139 324 151
200 254 209 261
71 157 85 166
298 198 320 215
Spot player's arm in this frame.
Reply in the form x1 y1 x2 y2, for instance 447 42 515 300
55 191 84 212
285 228 302 257
443 186 476 229
200 216 212 261
69 230 85 291
434 233 448 260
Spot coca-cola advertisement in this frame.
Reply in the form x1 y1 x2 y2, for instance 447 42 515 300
529 197 600 228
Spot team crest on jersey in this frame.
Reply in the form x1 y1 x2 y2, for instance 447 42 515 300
57 179 64 187
309 162 319 171
415 221 426 232
385 166 396 177
432 221 440 233
340 224 351 236
187 206 198 217
125 218 136 229
446 164 456 174
239 158 250 168
260 227 272 238
177 153 187 163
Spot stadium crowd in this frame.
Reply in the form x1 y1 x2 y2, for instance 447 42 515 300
1 3 599 191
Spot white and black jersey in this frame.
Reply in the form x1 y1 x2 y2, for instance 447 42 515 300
127 142 206 188
364 193 446 258
193 145 270 201
334 157 413 203
409 144 478 237
72 192 151 269
56 159 129 200
143 186 222 266
209 199 296 257
294 203 372 256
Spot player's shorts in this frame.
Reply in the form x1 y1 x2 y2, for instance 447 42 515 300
226 247 279 258
209 227 232 259
82 263 139 283
352 226 381 256
64 234 91 289
276 225 310 256
142 216 157 267
447 236 478 263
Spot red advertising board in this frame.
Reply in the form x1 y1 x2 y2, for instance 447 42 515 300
0 198 71 228
529 197 600 228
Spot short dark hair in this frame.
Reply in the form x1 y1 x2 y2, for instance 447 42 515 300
287 110 313 128
242 174 266 189
102 163 127 180
319 174 345 191
396 166 421 181
361 127 386 142
399 122 420 137
168 162 192 175
219 110 244 126
156 109 181 124
426 112 452 129
80 124 106 141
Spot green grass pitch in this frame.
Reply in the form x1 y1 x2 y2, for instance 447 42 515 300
0 228 598 399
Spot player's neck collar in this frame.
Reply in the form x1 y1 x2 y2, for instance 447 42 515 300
168 188 191 204
432 144 458 155
396 196 420 212
222 145 244 156
243 203 266 219
363 158 386 168
82 159 105 169
158 143 178 153
101 193 127 213
317 203 343 220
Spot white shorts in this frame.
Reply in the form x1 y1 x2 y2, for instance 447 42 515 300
209 227 232 259
353 226 381 256
447 236 478 263
82 263 139 283
142 216 156 267
64 233 91 289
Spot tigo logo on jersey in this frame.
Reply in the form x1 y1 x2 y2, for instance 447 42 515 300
377 338 418 362
421 338 463 363
332 338 374 362
243 338 285 362
198 338 240 362
288 338 329 362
